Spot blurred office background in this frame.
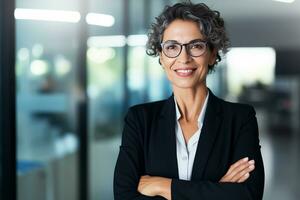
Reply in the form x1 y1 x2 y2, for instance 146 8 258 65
1 0 300 200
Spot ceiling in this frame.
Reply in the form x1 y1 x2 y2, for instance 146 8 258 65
192 0 300 48
15 0 300 49
198 0 300 21
150 0 300 48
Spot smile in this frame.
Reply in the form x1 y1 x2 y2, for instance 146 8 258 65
174 69 196 77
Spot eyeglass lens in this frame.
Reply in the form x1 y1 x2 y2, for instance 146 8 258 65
162 41 206 58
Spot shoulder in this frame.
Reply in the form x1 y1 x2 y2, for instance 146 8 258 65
220 98 255 115
214 96 256 126
129 99 167 113
126 99 169 121
209 92 256 120
208 89 255 116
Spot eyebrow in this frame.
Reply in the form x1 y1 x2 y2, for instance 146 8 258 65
162 38 206 44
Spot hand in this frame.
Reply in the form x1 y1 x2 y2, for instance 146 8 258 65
219 157 255 183
138 175 171 199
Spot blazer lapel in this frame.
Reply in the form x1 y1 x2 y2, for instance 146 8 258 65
157 95 179 179
191 90 223 180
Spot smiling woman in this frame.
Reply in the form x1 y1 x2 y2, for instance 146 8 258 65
114 1 264 200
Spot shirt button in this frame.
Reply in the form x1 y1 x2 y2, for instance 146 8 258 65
182 156 187 161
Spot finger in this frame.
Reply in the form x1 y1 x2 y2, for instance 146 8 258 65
138 176 150 186
220 163 254 183
237 173 250 183
226 157 249 175
227 161 252 179
227 160 255 181
138 176 150 193
231 164 255 182
230 160 254 180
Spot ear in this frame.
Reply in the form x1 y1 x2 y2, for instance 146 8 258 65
159 53 164 68
208 49 217 66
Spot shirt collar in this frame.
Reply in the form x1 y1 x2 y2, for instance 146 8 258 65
174 92 209 125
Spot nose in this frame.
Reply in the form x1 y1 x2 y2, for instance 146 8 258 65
177 46 191 63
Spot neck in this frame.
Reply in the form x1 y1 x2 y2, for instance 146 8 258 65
173 85 208 122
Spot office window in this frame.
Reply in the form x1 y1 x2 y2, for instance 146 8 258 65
87 0 124 199
15 0 82 199
87 1 174 199
226 47 276 96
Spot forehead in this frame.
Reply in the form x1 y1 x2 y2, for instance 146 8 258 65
162 19 204 42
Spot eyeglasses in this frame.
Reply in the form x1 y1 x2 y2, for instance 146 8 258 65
161 39 207 58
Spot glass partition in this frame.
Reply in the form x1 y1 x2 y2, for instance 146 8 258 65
87 1 124 199
87 1 172 199
15 0 82 199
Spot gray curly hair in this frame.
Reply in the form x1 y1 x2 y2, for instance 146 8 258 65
146 1 230 72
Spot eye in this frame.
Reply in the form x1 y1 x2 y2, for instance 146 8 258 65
164 43 179 50
190 42 205 50
164 43 180 51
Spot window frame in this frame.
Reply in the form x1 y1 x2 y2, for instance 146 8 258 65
0 0 16 199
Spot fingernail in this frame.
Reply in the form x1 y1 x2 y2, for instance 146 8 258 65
245 173 249 177
243 157 249 161
248 160 255 164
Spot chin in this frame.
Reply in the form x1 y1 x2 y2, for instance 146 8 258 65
172 82 197 89
171 79 206 90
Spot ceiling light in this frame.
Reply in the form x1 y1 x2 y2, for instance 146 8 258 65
14 8 81 23
87 35 126 47
127 35 148 46
86 13 115 27
30 60 49 76
272 0 295 3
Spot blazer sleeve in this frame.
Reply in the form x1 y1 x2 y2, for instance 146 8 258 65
114 108 165 200
171 107 265 200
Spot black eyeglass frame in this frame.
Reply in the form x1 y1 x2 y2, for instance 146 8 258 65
160 39 208 58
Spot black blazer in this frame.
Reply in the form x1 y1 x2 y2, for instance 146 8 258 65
114 89 264 200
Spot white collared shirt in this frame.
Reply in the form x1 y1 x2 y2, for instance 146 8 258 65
174 93 209 180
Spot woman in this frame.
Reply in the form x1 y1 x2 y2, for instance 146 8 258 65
114 2 264 200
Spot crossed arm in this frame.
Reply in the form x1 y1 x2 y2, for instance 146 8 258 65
138 157 256 199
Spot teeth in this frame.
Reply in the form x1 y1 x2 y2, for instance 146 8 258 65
176 69 193 73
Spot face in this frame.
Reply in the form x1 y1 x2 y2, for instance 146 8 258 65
160 19 217 90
